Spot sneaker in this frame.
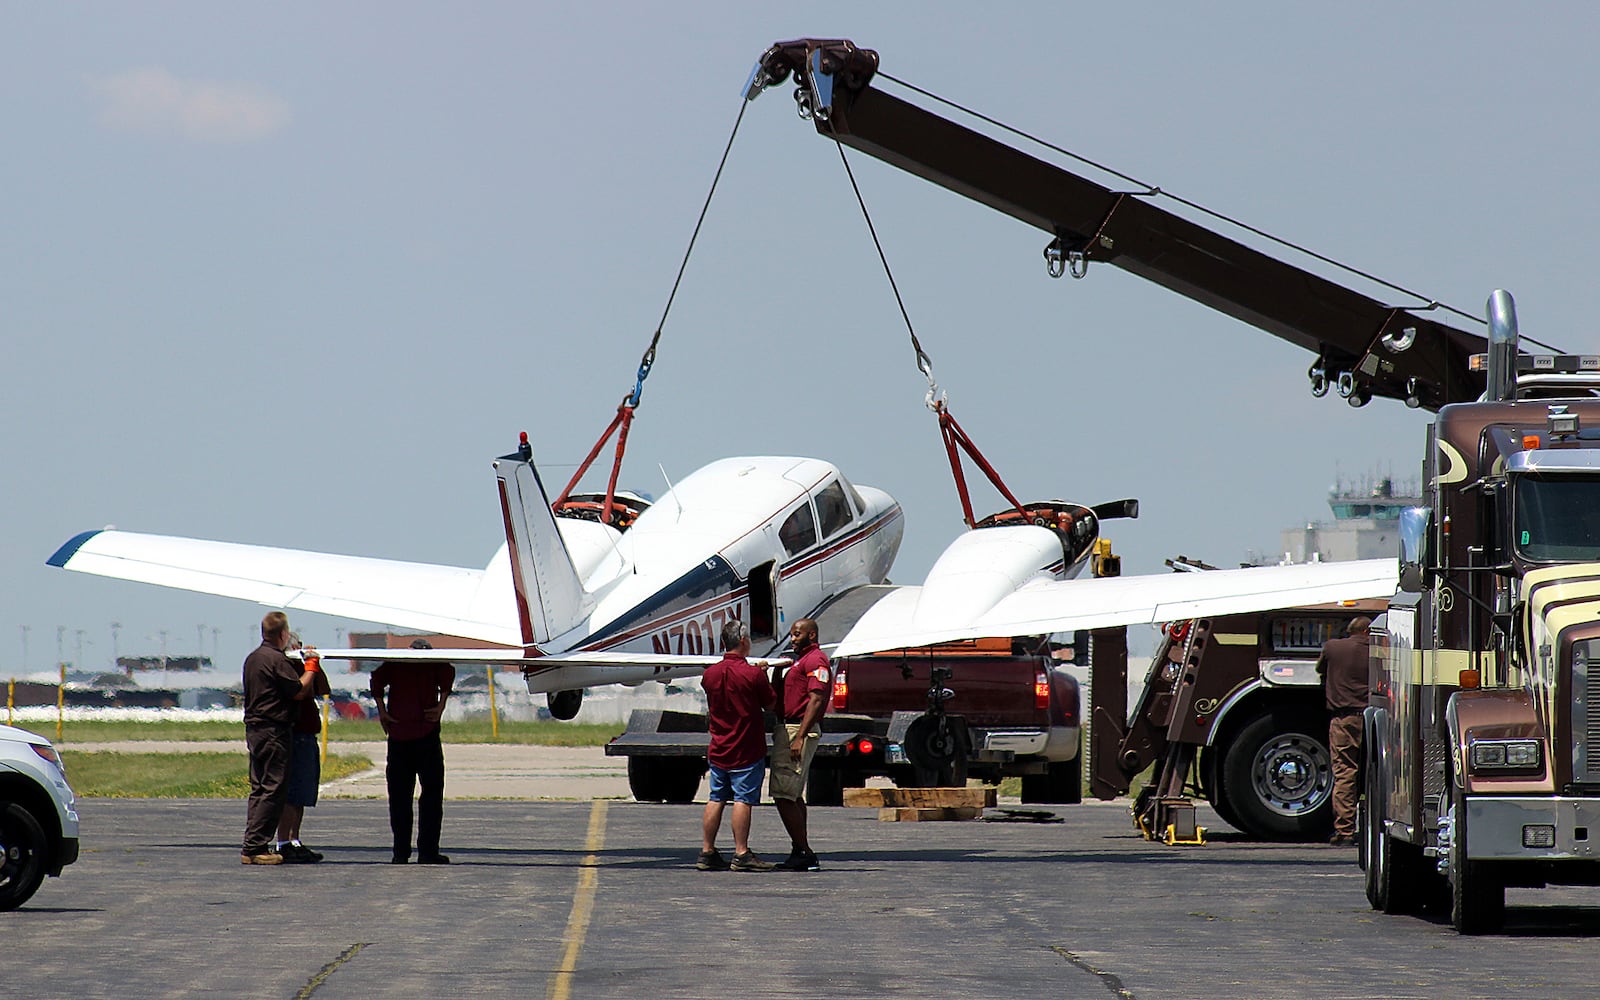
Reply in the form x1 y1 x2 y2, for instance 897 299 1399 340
241 851 283 866
776 849 821 872
280 844 323 864
696 849 730 871
417 853 451 865
730 851 774 872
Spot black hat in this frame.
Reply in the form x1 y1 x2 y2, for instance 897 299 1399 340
410 638 433 650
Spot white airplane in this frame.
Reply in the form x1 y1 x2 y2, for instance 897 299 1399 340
46 432 1396 717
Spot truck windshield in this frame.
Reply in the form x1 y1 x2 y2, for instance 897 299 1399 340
1514 475 1600 561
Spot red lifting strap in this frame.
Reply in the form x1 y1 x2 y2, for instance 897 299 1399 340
553 398 636 526
935 402 1028 529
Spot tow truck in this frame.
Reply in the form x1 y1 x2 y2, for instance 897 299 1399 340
1360 301 1600 932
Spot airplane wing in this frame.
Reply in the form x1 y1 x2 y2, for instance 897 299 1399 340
46 529 521 646
307 647 790 669
833 559 1397 657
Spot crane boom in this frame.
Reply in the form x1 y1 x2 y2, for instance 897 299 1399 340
749 38 1486 412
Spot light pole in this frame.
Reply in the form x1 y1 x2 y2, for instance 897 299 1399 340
196 625 205 668
211 627 221 662
74 629 86 671
111 622 123 675
56 626 65 671
158 630 169 684
19 625 29 674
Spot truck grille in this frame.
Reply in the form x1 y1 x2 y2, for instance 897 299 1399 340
1577 643 1600 783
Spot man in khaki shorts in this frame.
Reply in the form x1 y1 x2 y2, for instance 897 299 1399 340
769 617 830 872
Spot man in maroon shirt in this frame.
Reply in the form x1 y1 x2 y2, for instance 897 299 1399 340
371 639 455 864
698 619 776 872
769 617 830 872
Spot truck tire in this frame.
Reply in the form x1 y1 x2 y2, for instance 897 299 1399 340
1363 758 1425 913
0 802 49 912
627 757 706 804
1201 750 1244 833
1219 709 1334 841
1020 760 1082 805
806 766 846 807
1448 786 1505 934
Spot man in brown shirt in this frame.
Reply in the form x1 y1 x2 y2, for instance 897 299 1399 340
1316 616 1371 846
241 611 318 865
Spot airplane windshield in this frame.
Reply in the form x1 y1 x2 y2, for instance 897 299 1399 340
1514 475 1600 562
779 503 817 556
815 481 853 538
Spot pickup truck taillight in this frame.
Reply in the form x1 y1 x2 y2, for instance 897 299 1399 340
833 669 849 711
1034 668 1050 710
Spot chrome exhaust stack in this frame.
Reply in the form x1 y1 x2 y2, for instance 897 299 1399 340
1486 289 1519 403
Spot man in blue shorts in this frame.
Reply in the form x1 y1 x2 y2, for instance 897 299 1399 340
698 619 776 872
277 638 330 863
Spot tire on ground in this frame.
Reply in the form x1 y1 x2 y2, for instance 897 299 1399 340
1449 784 1506 934
806 766 846 807
1219 708 1335 841
1019 758 1082 805
0 801 49 912
627 757 706 804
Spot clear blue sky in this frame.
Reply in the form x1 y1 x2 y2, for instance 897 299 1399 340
5 3 1597 674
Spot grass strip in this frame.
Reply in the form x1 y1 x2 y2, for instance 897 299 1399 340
49 718 618 747
66 751 372 798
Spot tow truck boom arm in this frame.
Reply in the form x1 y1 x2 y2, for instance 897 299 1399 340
750 38 1486 411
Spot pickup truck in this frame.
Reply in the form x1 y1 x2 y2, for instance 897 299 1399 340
605 636 1082 806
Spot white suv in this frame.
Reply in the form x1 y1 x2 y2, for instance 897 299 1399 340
0 725 80 910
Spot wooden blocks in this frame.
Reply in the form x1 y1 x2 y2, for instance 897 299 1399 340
842 786 996 820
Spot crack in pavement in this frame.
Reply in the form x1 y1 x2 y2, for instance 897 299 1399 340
1051 946 1138 1000
295 941 369 999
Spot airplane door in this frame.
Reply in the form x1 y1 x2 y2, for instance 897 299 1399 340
775 499 824 626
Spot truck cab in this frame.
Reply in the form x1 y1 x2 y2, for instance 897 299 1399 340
1365 290 1600 932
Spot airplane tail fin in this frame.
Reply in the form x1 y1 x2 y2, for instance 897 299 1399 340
493 433 595 646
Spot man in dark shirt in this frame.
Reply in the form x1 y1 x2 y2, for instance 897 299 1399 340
371 639 455 864
769 617 830 872
698 619 775 873
1316 616 1372 846
241 611 318 865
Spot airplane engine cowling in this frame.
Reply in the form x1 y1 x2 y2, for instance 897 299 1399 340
547 688 584 721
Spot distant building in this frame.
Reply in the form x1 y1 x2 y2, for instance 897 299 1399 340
116 655 211 673
1270 477 1418 564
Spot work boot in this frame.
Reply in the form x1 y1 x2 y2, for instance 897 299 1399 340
696 848 730 871
1327 834 1355 847
730 851 774 872
417 853 451 865
240 851 283 866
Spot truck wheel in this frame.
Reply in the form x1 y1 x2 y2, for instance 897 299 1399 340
1220 710 1333 840
0 802 49 912
806 767 846 807
627 758 706 804
1363 759 1425 913
1201 750 1244 833
1020 760 1082 805
1448 786 1505 934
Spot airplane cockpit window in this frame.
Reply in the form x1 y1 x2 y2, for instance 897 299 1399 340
841 477 869 516
779 503 818 556
815 481 853 538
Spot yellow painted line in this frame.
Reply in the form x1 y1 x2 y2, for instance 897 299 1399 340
547 800 609 1000
295 942 369 999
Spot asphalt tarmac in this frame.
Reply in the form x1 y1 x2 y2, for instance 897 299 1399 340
10 798 1600 1000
